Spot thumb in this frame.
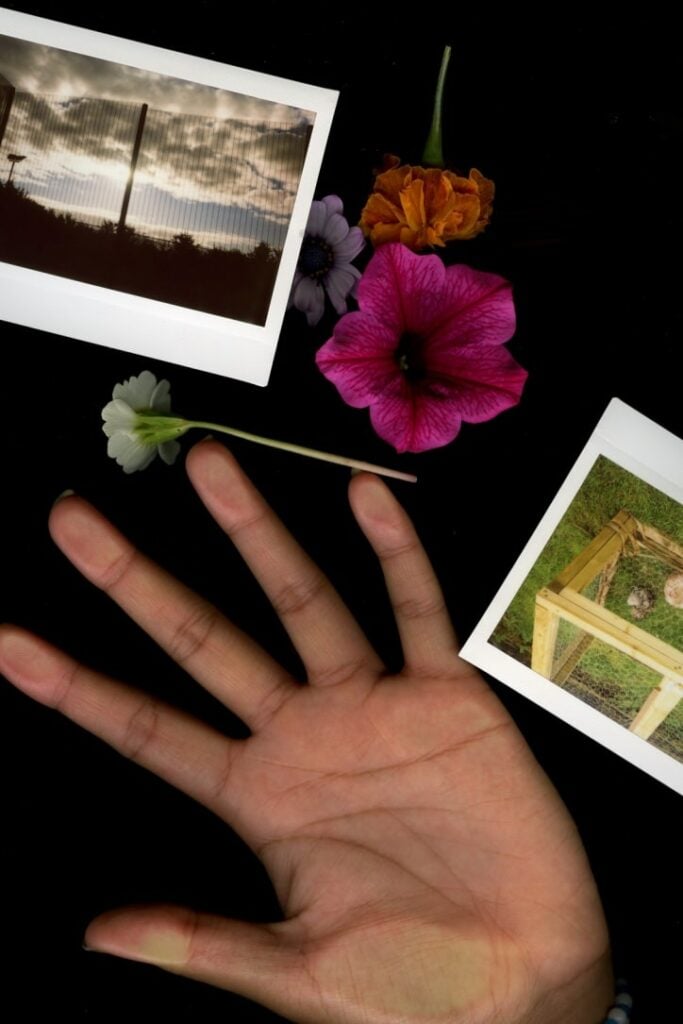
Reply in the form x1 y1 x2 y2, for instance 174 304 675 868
84 903 311 1017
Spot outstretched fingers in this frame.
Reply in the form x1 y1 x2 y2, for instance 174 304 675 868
186 441 384 688
48 494 295 731
0 625 242 818
348 473 461 677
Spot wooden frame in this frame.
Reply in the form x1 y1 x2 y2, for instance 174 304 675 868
531 510 683 739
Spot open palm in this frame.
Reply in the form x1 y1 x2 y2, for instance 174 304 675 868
0 441 612 1024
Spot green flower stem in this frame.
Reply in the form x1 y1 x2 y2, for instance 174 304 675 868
421 45 452 168
184 420 417 483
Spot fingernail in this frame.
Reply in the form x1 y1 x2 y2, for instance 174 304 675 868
52 488 76 507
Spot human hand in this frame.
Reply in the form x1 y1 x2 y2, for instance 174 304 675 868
0 441 613 1024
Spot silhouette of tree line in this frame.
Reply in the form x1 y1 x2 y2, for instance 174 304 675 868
0 182 281 324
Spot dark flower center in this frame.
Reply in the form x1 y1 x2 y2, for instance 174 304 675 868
299 236 334 278
395 332 428 382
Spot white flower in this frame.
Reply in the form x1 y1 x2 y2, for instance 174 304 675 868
101 370 188 473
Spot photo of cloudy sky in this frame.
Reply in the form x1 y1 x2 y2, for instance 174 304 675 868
0 33 314 323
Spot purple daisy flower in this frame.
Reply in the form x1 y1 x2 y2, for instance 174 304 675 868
289 195 365 326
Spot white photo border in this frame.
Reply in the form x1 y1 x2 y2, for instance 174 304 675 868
0 8 338 385
460 398 683 796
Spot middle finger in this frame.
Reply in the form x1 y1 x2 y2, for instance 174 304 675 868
186 441 383 687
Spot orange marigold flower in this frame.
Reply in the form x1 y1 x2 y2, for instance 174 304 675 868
359 156 494 251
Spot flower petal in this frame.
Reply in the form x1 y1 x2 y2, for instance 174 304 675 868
107 431 156 473
428 345 528 422
321 195 344 217
113 370 157 411
150 378 172 414
325 265 361 315
293 276 325 326
332 226 365 263
321 212 351 248
306 200 327 239
428 264 516 350
398 179 427 233
101 398 136 437
355 244 413 334
158 440 181 465
316 312 400 407
358 243 450 337
369 386 464 453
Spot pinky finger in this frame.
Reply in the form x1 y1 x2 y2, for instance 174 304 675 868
348 473 460 676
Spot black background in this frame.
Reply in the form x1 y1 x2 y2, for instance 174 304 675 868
1 3 681 1019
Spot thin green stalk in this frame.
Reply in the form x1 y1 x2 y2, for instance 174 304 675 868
185 420 417 483
421 45 452 168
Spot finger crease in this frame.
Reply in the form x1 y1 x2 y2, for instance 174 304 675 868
376 537 420 562
309 657 367 689
222 504 269 542
166 602 218 666
393 594 447 621
250 677 295 730
51 657 81 715
96 543 138 593
271 572 327 619
121 697 161 761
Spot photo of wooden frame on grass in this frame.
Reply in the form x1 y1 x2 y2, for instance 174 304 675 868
460 399 683 796
0 8 337 385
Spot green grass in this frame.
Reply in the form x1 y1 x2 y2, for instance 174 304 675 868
491 455 683 760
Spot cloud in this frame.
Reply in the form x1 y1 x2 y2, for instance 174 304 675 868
0 33 314 248
0 34 314 123
2 97 308 250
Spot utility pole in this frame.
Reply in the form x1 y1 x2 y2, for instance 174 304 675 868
118 102 147 234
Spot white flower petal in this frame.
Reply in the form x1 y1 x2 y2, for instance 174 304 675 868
107 431 141 459
150 378 172 414
113 370 157 410
101 399 136 437
107 431 156 473
124 446 157 474
158 439 181 465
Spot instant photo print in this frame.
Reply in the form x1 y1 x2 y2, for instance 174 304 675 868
460 399 683 796
0 8 337 384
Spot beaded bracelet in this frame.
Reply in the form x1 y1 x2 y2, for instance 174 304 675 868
604 980 632 1023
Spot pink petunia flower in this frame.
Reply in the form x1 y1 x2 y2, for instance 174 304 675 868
289 195 365 326
315 243 527 453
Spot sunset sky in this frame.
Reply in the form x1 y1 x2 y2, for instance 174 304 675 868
0 34 314 249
